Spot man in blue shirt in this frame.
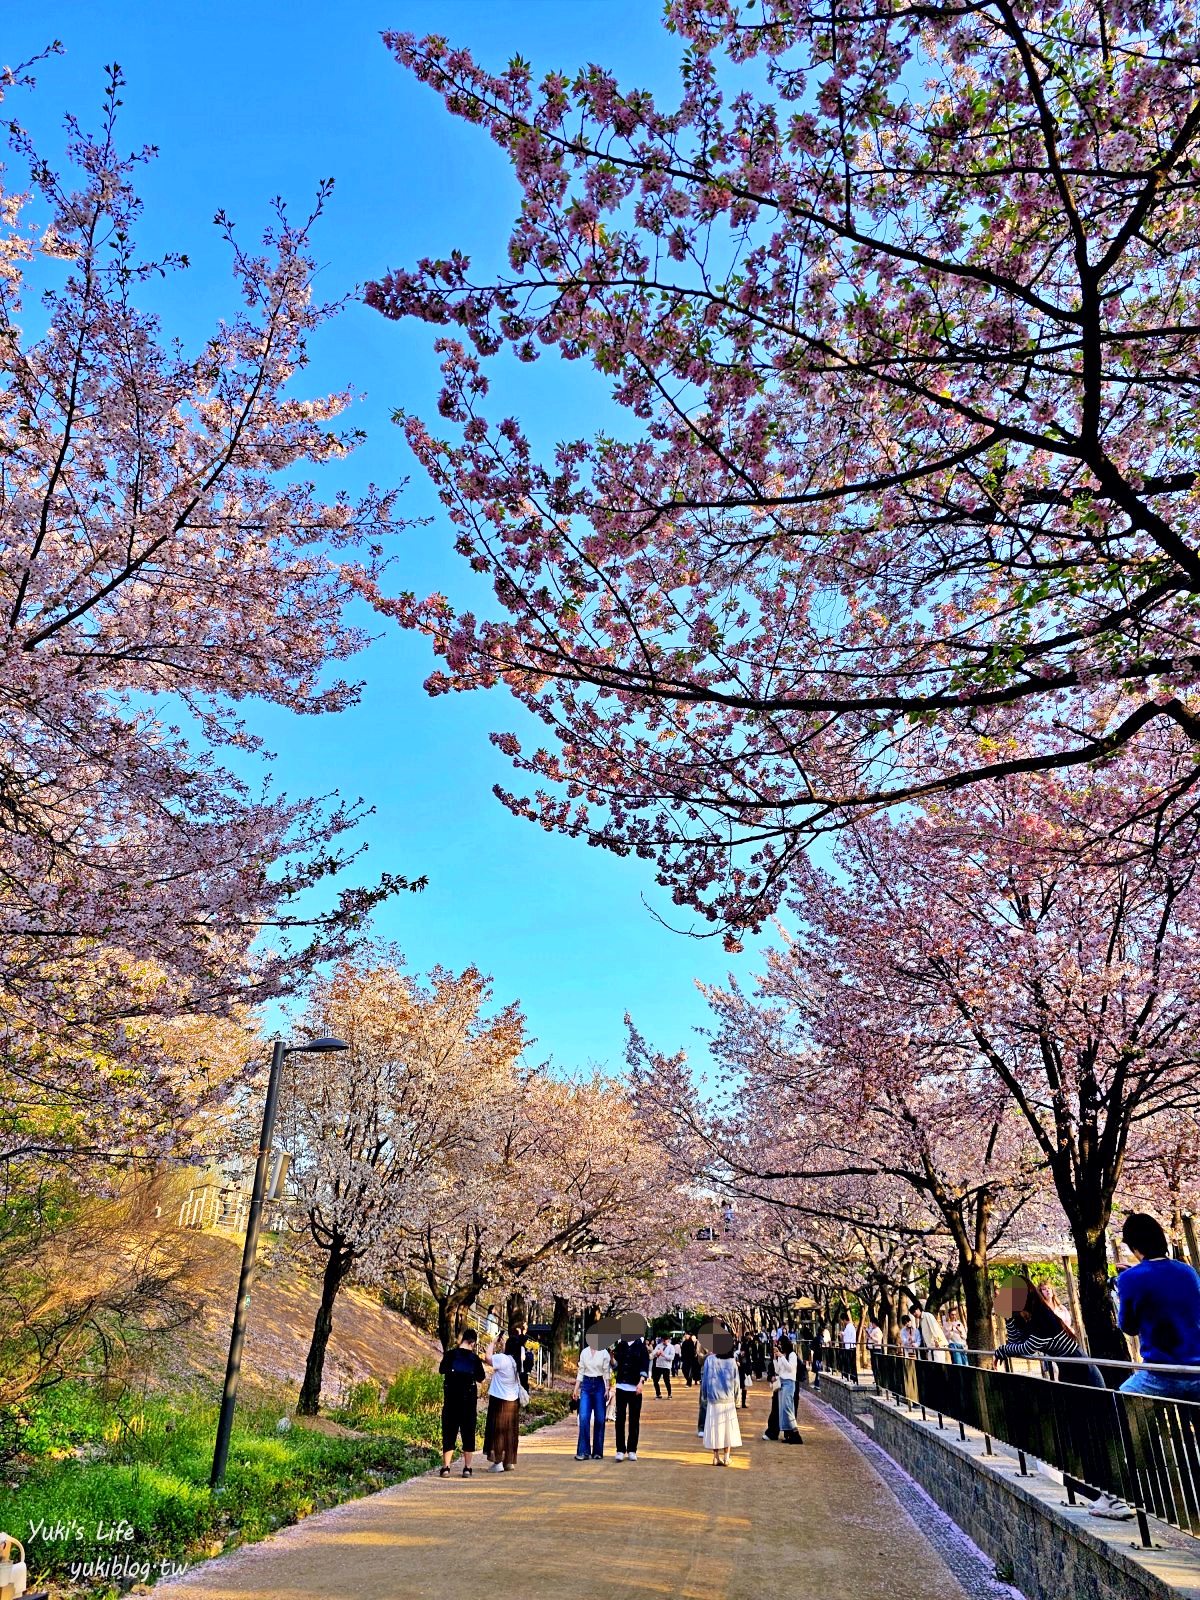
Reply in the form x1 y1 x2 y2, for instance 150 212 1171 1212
1117 1212 1200 1400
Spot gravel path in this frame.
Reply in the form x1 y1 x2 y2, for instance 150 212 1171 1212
153 1383 978 1599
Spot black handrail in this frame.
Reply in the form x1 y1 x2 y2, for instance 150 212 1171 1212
869 1349 1200 1545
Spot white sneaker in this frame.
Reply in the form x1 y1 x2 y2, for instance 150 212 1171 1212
1088 1492 1134 1520
697 1430 704 1437
627 1453 637 1461
489 1463 506 1473
615 1452 625 1461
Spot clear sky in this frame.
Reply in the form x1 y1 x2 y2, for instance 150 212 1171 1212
8 0 772 1075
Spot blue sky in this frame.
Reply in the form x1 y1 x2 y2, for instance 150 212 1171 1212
8 0 773 1075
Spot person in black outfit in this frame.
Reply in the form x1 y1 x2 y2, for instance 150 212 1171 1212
753 1335 768 1380
439 1328 486 1477
612 1332 651 1460
680 1332 699 1385
736 1339 751 1407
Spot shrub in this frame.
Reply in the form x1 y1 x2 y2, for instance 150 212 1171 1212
8 1383 439 1598
383 1365 440 1414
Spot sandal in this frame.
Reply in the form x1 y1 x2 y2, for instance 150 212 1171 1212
439 1465 451 1477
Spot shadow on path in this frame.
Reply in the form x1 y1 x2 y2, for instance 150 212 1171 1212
154 1385 972 1599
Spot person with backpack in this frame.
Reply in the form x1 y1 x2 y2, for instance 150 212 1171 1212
439 1328 486 1478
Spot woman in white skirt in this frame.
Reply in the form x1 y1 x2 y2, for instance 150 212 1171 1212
700 1330 742 1465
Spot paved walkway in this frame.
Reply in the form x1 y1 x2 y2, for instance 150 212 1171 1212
157 1386 974 1599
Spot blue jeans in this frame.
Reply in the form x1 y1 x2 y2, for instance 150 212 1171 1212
778 1378 797 1433
949 1341 967 1367
1120 1368 1200 1401
578 1376 607 1456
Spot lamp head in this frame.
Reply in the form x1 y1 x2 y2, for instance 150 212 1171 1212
292 1036 348 1054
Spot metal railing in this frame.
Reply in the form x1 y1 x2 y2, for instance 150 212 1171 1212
869 1347 1200 1546
827 1344 861 1382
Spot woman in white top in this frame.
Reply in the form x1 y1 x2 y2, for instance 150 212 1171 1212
651 1338 676 1398
573 1329 613 1459
774 1336 802 1442
483 1333 523 1472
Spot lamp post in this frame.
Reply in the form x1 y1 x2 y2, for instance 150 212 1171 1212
210 1035 347 1490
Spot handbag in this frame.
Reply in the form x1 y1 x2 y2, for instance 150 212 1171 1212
518 1383 530 1407
569 1394 580 1413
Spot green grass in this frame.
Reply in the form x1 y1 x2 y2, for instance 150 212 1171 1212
6 1379 440 1596
5 1371 571 1596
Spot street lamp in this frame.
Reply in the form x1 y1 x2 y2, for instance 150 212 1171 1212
210 1035 348 1489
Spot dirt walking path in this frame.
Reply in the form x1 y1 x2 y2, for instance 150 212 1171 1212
155 1384 973 1600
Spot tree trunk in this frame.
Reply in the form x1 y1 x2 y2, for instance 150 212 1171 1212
298 1245 351 1415
507 1290 528 1332
550 1296 571 1370
961 1254 993 1356
436 1291 477 1352
1073 1225 1128 1368
878 1284 896 1345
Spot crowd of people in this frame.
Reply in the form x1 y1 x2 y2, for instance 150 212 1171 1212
435 1211 1200 1483
435 1316 812 1477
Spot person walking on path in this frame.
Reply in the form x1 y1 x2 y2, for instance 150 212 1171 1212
439 1327 486 1478
773 1336 803 1443
736 1338 752 1407
753 1334 769 1380
483 1332 525 1473
1117 1212 1200 1400
917 1303 950 1363
573 1328 613 1460
651 1335 675 1398
695 1339 708 1435
841 1317 857 1352
701 1331 743 1465
613 1331 650 1460
680 1331 699 1385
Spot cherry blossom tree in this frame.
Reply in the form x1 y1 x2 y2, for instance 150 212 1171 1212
697 917 1043 1350
0 59 416 1059
287 957 523 1412
775 765 1200 1360
629 1028 977 1341
397 1070 670 1349
373 2 1200 939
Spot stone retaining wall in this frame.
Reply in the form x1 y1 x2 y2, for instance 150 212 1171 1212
862 1392 1200 1600
812 1372 874 1426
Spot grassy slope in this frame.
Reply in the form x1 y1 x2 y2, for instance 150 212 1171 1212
173 1232 441 1400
